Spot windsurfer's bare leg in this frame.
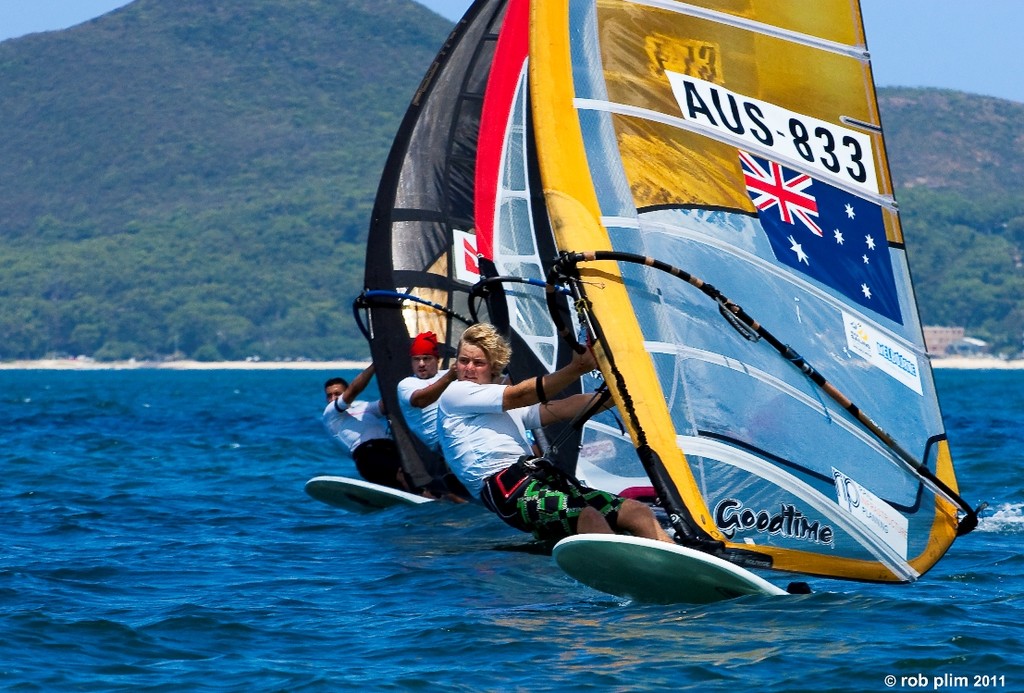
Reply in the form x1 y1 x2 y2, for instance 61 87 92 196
615 499 673 543
576 507 615 534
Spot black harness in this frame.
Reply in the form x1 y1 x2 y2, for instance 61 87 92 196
480 456 587 532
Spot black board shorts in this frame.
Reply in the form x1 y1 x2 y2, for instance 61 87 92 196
352 438 404 490
481 458 625 542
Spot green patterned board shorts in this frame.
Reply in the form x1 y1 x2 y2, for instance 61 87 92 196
516 479 625 542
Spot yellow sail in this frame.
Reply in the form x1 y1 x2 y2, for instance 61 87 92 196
529 0 974 581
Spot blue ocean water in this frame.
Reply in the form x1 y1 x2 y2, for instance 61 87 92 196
1 368 1020 692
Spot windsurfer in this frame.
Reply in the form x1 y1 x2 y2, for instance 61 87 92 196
438 323 672 543
396 331 469 500
397 332 457 451
322 364 410 492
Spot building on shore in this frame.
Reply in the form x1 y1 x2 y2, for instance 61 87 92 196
924 326 964 356
946 336 990 356
923 326 989 357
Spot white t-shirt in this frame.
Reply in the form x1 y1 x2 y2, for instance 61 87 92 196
322 399 389 455
396 372 445 451
437 380 541 500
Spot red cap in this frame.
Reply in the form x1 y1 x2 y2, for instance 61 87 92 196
410 332 439 357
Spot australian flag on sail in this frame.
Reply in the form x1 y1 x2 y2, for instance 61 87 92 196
740 151 902 324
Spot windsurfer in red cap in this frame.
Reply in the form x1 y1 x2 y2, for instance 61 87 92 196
396 331 468 500
397 332 455 450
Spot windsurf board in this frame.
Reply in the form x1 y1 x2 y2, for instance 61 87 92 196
553 534 788 604
304 475 433 513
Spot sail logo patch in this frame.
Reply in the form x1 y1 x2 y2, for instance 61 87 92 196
843 312 923 394
452 229 480 284
665 73 879 195
741 152 903 324
578 438 616 462
833 467 909 559
714 498 834 546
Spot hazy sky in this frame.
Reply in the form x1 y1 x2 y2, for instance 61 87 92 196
1 0 1021 104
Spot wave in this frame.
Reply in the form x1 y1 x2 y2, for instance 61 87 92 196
978 502 1024 533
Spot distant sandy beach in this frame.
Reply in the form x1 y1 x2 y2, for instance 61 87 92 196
1 356 1022 370
930 356 1024 370
0 358 371 371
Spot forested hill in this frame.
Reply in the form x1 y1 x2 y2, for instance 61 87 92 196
0 0 452 361
878 89 1024 351
1 3 1022 361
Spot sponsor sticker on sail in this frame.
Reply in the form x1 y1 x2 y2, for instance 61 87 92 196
844 311 923 394
452 229 481 284
833 467 909 559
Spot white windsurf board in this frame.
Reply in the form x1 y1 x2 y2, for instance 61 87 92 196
304 475 433 513
553 534 788 604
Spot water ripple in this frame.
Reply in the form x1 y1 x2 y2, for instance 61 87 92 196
0 369 1020 691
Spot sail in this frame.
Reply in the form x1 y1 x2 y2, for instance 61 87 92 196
362 0 507 488
528 0 976 581
472 0 589 469
362 0 583 482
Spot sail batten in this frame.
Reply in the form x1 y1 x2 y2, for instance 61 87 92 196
628 0 870 59
602 213 919 347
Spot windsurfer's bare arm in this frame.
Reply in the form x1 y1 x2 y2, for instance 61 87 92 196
343 363 375 404
409 368 457 408
501 348 596 411
536 392 611 427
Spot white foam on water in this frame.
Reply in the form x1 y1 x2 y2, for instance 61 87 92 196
977 502 1024 533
